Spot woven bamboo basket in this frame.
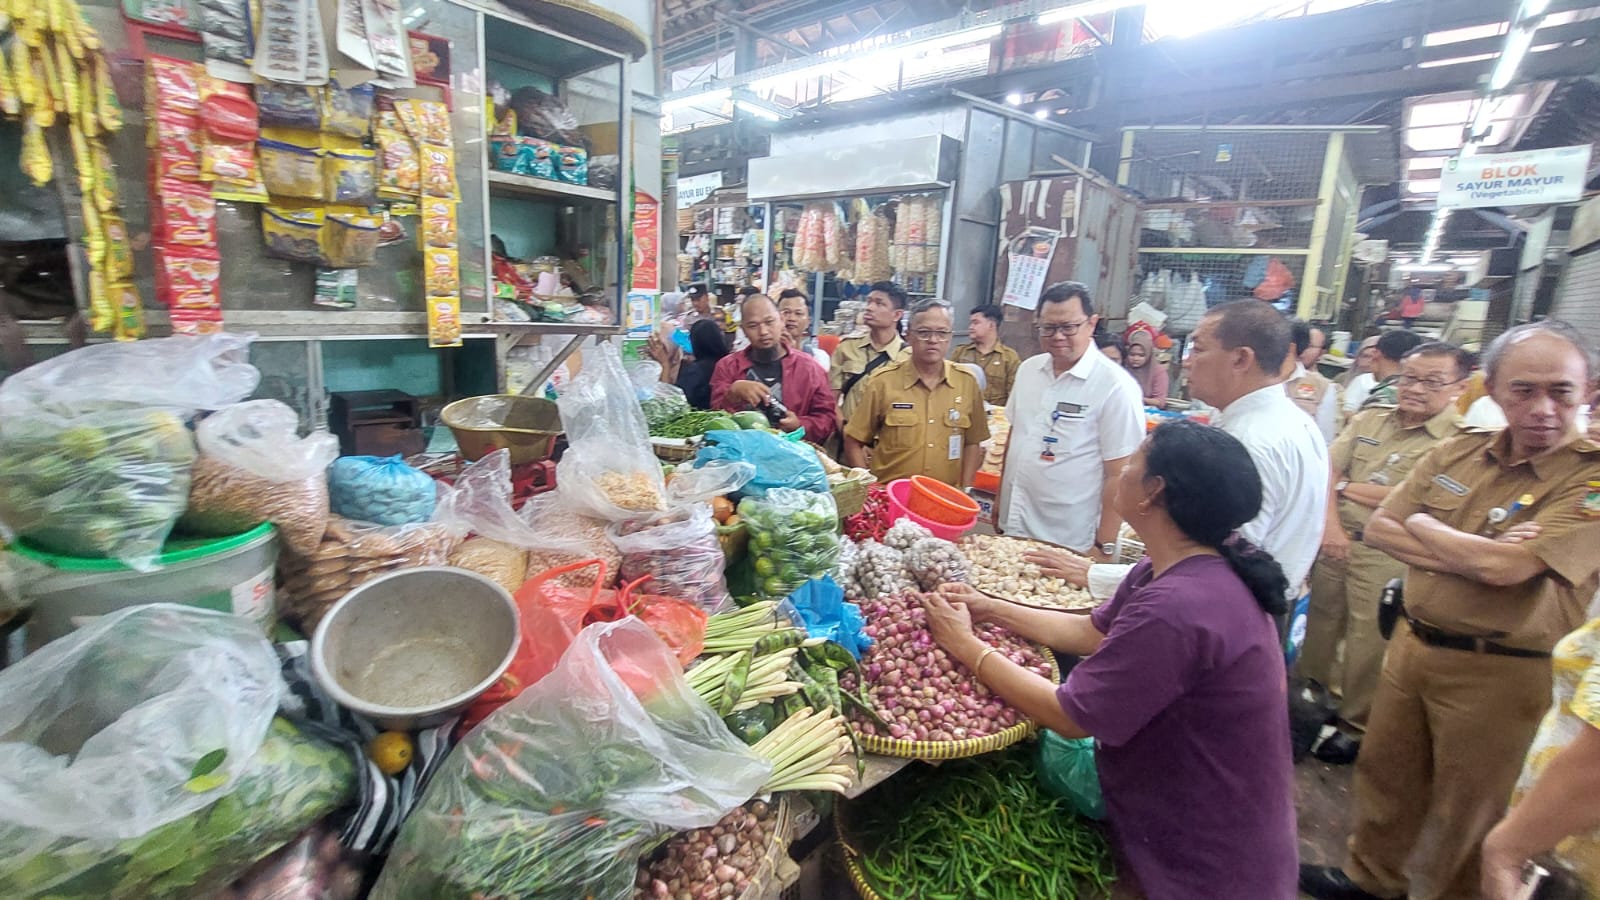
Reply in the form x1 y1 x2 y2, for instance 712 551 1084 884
829 472 875 520
849 649 1060 760
651 436 702 463
736 797 793 900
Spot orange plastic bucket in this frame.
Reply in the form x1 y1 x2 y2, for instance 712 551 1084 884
905 475 980 527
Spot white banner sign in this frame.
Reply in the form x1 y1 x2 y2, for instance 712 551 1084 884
676 171 724 206
1000 227 1061 312
1439 145 1593 209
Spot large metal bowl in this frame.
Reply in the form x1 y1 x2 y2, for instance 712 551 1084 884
310 567 521 730
440 394 563 464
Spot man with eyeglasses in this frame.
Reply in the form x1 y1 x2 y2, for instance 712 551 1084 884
1345 329 1425 415
1302 320 1600 900
1300 342 1470 767
995 281 1144 560
843 300 988 487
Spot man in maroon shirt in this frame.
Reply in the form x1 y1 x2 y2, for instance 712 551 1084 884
710 294 838 445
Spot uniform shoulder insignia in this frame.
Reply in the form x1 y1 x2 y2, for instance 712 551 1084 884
1574 438 1600 454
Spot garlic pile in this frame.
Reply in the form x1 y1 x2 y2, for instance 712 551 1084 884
883 519 932 552
905 537 970 591
960 534 1098 610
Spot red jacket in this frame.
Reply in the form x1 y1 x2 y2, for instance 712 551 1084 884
710 347 838 445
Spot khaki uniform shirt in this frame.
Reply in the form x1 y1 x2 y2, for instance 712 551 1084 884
1286 369 1334 419
949 342 1022 406
1331 406 1461 536
830 333 910 425
1379 429 1600 651
844 360 989 487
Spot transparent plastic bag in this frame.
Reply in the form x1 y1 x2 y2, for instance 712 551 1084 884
0 606 353 898
222 821 370 900
327 455 438 526
0 334 259 568
556 342 667 521
740 488 841 600
183 400 339 555
520 492 622 589
694 430 828 497
277 515 459 634
608 504 729 612
373 618 769 900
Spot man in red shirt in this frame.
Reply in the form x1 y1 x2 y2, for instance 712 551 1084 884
710 294 838 445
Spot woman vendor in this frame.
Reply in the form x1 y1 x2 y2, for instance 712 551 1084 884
922 419 1297 899
1123 329 1168 409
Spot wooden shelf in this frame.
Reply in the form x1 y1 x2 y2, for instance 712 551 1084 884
487 170 617 203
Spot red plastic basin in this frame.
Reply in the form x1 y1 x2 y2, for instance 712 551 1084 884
886 478 974 542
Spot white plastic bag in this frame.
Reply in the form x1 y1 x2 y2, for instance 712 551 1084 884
373 618 769 900
0 334 259 568
183 400 340 554
556 342 667 521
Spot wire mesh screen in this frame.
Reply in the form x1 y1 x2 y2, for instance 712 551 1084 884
1135 251 1309 323
1121 129 1331 204
1139 201 1318 250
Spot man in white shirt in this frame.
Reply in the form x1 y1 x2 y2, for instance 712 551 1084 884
997 281 1145 560
1043 301 1329 611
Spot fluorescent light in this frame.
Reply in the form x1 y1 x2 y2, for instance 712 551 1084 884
1006 92 1023 105
1523 0 1551 16
662 89 730 112
1038 1 1133 26
735 99 782 121
1033 109 1050 120
1420 209 1452 264
1489 25 1536 91
900 24 1001 56
1397 263 1454 273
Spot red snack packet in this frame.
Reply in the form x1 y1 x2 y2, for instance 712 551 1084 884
155 180 217 251
147 57 201 113
169 306 225 335
154 110 203 182
155 248 221 310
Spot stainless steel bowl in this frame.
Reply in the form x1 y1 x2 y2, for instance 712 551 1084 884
310 567 520 730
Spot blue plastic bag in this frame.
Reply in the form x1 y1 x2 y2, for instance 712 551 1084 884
327 455 437 526
1037 730 1106 820
694 430 828 498
786 576 873 659
1284 588 1312 666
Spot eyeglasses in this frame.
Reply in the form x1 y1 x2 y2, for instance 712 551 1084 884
911 329 953 342
1395 375 1465 391
1036 320 1091 338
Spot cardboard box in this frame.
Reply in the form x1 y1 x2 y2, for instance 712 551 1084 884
580 122 620 156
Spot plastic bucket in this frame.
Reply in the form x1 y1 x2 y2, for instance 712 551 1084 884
10 523 279 650
886 479 973 542
906 475 980 527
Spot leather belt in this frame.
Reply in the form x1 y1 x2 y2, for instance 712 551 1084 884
1405 618 1550 659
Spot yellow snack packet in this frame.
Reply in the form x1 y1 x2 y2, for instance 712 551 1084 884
102 213 134 281
53 37 77 116
37 41 63 114
113 283 145 341
90 139 118 211
427 296 463 348
94 54 120 131
420 198 457 249
29 47 55 126
21 118 51 185
423 248 459 296
0 42 18 117
87 267 112 333
10 42 34 110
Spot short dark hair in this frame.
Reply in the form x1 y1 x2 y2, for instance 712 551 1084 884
970 304 1003 326
1403 341 1473 380
736 285 761 297
867 281 908 310
688 319 729 361
1204 300 1291 376
1094 332 1124 354
1289 319 1312 355
686 284 709 298
777 288 807 302
1483 319 1598 382
1039 281 1094 317
1376 329 1425 363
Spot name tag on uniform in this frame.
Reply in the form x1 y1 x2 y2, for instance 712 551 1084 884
891 402 914 410
949 434 961 461
1433 474 1470 496
1357 436 1380 446
1055 402 1087 419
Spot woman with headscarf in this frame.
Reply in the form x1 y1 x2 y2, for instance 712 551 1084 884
646 319 730 410
1123 330 1169 409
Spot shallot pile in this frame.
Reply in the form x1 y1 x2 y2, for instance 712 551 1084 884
844 591 1053 743
633 800 779 900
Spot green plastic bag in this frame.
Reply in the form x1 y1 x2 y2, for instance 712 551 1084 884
1036 731 1106 821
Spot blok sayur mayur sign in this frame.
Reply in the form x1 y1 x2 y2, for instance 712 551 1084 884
1439 145 1593 209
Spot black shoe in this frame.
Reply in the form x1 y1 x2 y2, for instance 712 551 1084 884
1298 864 1391 900
1314 732 1362 765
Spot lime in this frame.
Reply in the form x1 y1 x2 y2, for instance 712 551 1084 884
368 731 415 776
753 557 776 577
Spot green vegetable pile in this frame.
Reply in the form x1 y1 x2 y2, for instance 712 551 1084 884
0 717 356 899
739 488 840 600
640 389 691 430
841 747 1115 900
650 410 737 440
0 410 197 559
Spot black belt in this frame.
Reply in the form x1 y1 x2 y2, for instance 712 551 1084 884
1405 618 1550 659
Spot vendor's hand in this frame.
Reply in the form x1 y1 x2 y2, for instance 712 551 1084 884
1496 522 1542 545
1320 527 1352 563
1023 546 1091 589
724 380 771 408
776 411 802 433
1479 827 1527 900
918 591 979 657
645 332 680 367
936 583 997 622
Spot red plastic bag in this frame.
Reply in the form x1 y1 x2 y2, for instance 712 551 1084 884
1253 257 1294 301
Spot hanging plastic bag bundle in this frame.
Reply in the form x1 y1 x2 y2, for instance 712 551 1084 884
0 334 259 568
0 605 356 897
182 400 340 556
373 618 769 900
555 342 668 521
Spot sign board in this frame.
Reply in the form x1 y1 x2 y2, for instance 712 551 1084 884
1000 227 1061 311
677 171 723 206
630 191 659 291
1438 145 1593 209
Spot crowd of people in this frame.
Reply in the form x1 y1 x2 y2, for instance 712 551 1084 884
651 280 1600 899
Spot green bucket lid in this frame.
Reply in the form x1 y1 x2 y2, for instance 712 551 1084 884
8 523 276 572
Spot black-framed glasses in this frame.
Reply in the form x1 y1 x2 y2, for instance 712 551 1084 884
911 329 954 342
1036 320 1091 338
1395 375 1466 391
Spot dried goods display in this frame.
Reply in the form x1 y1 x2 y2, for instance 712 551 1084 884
277 515 458 632
962 533 1099 610
632 799 786 900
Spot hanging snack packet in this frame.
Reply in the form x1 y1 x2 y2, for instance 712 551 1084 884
423 248 458 296
262 206 326 264
321 79 376 138
324 148 377 205
413 100 451 144
321 214 381 268
314 267 359 309
102 213 135 282
419 143 455 198
170 305 225 335
256 81 321 130
88 140 118 213
427 296 462 348
147 56 201 113
375 128 419 200
555 145 588 185
258 139 324 200
153 110 203 182
420 198 456 249
93 55 122 132
157 180 218 250
110 282 146 341
156 248 222 309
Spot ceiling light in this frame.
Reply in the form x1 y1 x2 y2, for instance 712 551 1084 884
1033 109 1050 120
1038 1 1133 26
900 24 1002 56
661 89 730 112
735 99 783 121
1523 0 1551 16
1006 92 1023 105
1489 25 1536 91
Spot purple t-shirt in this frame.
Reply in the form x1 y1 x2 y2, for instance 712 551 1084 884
1057 555 1296 900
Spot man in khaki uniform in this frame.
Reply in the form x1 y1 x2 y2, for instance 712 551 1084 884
949 304 1022 406
844 300 989 487
830 281 910 428
1302 321 1600 900
1286 319 1340 442
1299 342 1469 766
